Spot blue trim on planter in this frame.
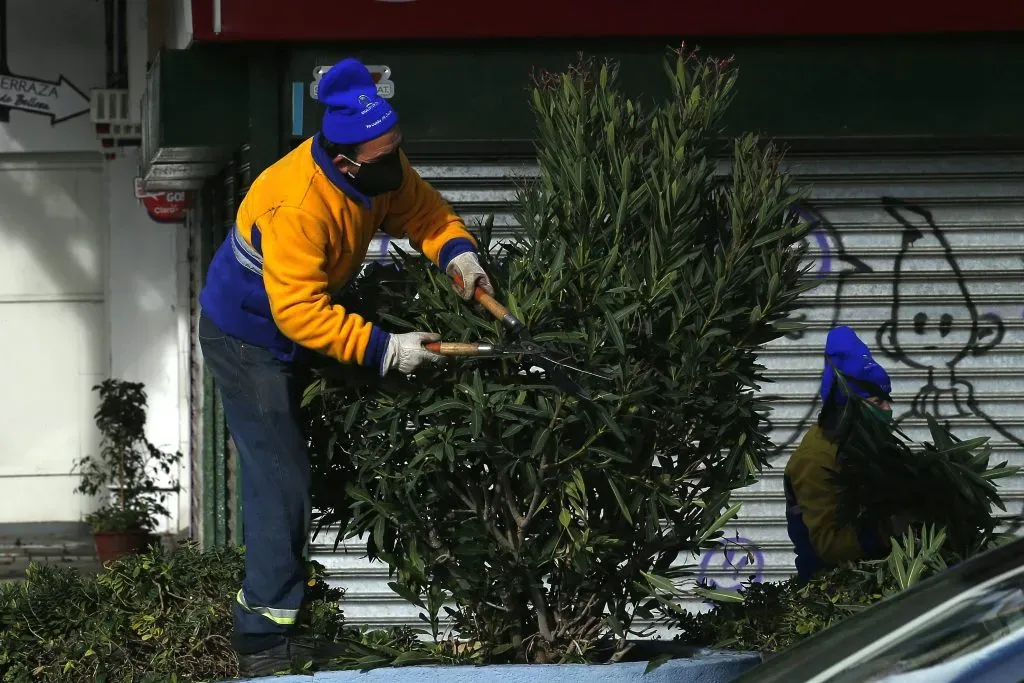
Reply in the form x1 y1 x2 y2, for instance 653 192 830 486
227 651 761 683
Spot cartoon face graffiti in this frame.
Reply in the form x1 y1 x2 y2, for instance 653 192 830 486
876 197 1004 374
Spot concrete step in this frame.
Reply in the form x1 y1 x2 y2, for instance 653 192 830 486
0 521 100 582
0 521 93 546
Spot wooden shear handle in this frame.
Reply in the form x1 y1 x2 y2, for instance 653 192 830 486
451 273 522 332
424 342 491 356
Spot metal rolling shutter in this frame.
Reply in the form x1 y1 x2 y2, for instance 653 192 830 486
311 152 1024 625
730 153 1024 590
364 157 535 262
190 146 251 548
186 199 203 539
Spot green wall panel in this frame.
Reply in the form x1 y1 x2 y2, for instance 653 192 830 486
156 46 250 150
284 35 1024 144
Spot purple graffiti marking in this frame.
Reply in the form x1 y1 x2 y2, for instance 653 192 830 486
813 228 832 278
792 204 832 278
697 536 765 592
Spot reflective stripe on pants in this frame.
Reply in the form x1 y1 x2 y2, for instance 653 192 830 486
236 589 299 626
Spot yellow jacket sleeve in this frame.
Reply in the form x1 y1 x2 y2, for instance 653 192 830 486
381 151 476 265
259 206 379 365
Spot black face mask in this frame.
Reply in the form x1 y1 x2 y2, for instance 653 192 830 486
347 148 404 196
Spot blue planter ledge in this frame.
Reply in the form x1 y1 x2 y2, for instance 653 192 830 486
228 649 761 683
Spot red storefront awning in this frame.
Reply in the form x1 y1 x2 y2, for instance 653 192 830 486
191 0 1024 42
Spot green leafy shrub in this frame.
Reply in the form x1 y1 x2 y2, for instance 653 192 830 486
831 396 1019 557
667 525 992 653
73 379 183 533
665 384 1021 651
664 367 1022 653
671 559 888 654
305 46 811 663
668 473 1021 655
0 542 345 682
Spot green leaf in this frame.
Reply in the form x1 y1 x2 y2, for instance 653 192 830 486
300 379 324 408
388 581 426 609
699 503 743 544
419 400 466 416
531 428 552 457
645 653 673 674
594 404 627 442
983 466 1020 480
641 571 679 596
343 401 363 432
559 508 571 529
471 406 483 439
501 423 527 439
693 586 745 604
607 479 633 523
373 517 386 554
612 302 642 322
601 303 627 354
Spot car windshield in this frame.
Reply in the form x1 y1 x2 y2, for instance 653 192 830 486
827 566 1024 682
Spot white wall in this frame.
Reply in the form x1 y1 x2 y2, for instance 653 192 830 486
107 148 190 535
0 0 104 153
0 0 190 533
0 155 108 523
0 0 107 525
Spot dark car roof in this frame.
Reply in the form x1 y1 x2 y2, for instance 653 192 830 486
733 535 1024 683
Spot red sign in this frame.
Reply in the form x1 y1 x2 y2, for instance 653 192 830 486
135 179 192 223
191 0 1024 41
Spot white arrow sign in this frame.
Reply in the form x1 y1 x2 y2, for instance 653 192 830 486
0 72 90 124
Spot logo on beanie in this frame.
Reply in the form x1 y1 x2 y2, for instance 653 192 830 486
311 65 395 100
357 93 381 115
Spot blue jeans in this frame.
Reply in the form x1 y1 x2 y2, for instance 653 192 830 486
198 312 311 647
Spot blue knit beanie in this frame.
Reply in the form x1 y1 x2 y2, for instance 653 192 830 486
320 59 398 146
820 326 892 405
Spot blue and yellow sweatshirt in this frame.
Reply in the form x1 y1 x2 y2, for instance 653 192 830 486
784 425 890 580
199 135 476 368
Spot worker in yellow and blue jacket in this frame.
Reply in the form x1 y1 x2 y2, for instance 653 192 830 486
784 326 901 581
197 59 493 676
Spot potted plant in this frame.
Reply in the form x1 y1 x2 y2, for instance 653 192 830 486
73 378 182 564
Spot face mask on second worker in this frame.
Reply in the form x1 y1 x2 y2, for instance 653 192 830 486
864 396 894 423
868 405 894 422
344 148 404 196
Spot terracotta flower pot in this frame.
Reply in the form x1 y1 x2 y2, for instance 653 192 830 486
93 530 159 564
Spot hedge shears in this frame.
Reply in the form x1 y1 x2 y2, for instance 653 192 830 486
424 275 607 399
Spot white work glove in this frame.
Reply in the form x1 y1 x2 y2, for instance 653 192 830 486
445 252 495 301
379 332 445 377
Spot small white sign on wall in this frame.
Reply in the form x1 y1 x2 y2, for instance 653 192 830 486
310 65 395 100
